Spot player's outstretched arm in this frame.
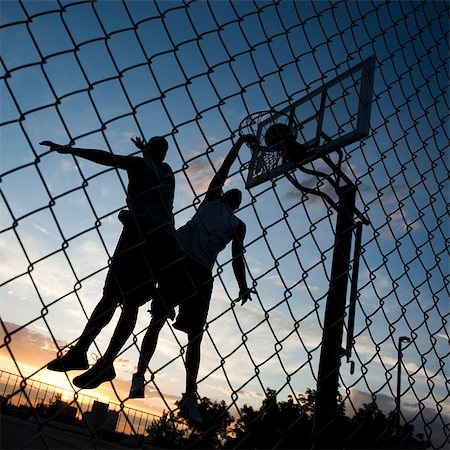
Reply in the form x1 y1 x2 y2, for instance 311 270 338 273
232 222 256 306
204 134 257 202
40 140 137 170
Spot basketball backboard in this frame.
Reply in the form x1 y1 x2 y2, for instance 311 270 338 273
244 56 376 188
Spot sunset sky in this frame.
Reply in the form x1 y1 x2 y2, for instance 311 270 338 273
0 0 448 445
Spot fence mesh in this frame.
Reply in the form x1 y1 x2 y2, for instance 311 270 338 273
0 0 448 449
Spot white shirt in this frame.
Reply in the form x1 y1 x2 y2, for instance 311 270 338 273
177 199 243 270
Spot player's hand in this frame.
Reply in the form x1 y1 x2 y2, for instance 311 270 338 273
238 287 257 306
238 134 259 150
40 141 71 153
131 137 147 150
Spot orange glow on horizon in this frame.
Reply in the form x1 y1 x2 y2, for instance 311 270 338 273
0 353 164 418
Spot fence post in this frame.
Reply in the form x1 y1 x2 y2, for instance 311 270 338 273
313 183 357 448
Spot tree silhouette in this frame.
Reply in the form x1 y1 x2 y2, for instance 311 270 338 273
144 390 428 449
183 397 234 448
340 402 429 449
146 411 185 448
146 396 234 449
34 393 80 426
226 388 315 449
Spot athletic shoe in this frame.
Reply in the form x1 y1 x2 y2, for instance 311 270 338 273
178 392 203 426
73 359 116 389
47 347 89 372
129 373 145 398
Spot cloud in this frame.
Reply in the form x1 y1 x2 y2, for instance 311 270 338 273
180 155 218 197
346 388 450 447
32 222 52 236
284 173 338 206
436 333 448 340
121 131 135 140
0 231 69 297
281 158 363 206
0 224 110 321
0 321 64 370
345 388 395 415
192 290 322 402
59 158 76 172
178 152 240 199
383 209 422 237
361 182 410 206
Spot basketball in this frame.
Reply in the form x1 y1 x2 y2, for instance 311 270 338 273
264 123 306 164
264 123 296 150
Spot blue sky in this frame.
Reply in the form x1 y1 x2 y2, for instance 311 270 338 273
0 0 448 445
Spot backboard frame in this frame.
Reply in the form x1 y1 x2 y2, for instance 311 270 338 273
245 56 376 189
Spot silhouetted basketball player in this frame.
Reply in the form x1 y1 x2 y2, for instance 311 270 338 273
40 136 179 388
129 135 257 427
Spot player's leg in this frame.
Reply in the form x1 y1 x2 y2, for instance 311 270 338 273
129 238 195 398
136 315 165 377
79 251 158 367
177 263 213 426
129 253 187 398
178 329 204 427
185 330 203 396
129 315 166 398
73 229 158 388
47 226 136 372
103 303 140 362
73 293 119 353
72 302 142 389
47 272 120 372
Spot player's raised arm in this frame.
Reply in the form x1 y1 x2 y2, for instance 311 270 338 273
204 134 257 203
40 140 139 170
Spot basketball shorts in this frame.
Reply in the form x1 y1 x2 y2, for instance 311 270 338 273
102 212 179 307
151 256 214 335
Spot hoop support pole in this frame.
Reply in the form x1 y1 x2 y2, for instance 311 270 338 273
346 220 363 362
312 183 357 448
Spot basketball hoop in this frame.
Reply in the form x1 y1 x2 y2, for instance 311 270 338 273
238 110 299 154
242 57 376 189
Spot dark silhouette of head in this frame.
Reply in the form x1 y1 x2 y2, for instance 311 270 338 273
223 188 242 211
143 136 169 162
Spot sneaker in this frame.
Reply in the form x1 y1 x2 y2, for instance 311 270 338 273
178 392 203 426
47 347 89 372
73 359 116 389
129 374 145 398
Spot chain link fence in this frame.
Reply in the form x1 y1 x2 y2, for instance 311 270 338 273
1 1 448 448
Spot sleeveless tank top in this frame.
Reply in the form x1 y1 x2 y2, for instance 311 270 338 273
177 199 243 270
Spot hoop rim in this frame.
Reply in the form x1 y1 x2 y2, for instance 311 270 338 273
238 109 300 155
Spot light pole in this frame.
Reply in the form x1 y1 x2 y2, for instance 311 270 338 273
395 336 410 435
